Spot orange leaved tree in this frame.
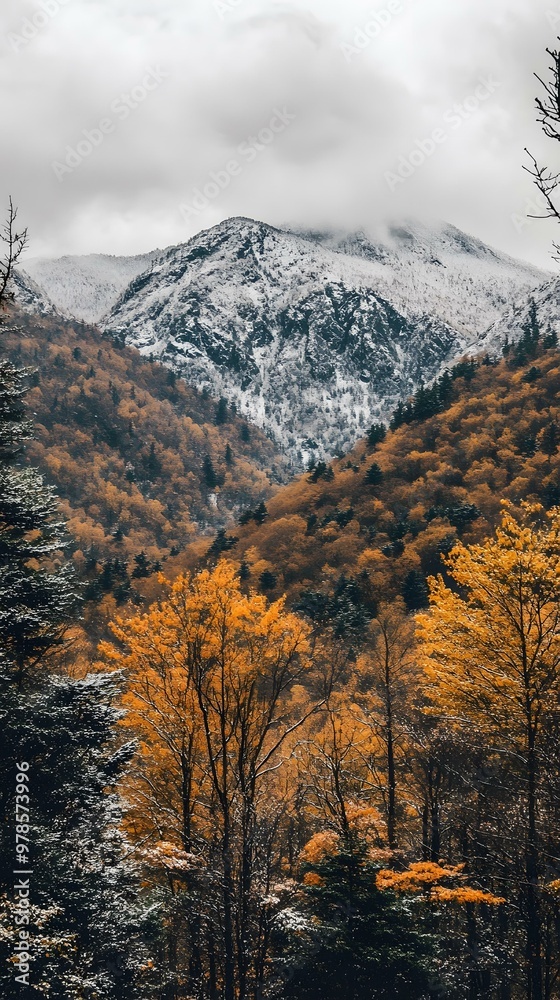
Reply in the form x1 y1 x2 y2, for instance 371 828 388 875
417 503 560 1000
103 559 315 1000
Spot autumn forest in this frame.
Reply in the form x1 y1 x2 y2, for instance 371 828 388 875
1 263 560 1000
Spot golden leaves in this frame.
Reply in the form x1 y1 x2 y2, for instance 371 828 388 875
104 559 313 847
376 862 505 906
416 504 560 737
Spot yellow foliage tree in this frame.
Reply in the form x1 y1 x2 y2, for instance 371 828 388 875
103 559 315 1000
416 503 560 1000
356 601 418 850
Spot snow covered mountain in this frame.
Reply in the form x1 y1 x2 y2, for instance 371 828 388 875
12 268 58 317
18 250 161 324
97 217 549 463
481 276 560 353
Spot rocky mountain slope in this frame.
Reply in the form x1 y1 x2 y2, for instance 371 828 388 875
17 218 550 464
12 268 58 317
19 250 162 324
482 276 560 352
102 218 548 463
180 335 560 616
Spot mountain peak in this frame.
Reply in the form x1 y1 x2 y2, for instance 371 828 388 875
97 217 547 464
14 217 550 465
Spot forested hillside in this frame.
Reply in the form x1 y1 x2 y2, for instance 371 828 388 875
2 287 560 1000
0 306 287 610
195 330 560 629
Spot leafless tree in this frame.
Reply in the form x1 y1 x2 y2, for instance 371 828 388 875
524 44 560 261
0 197 28 311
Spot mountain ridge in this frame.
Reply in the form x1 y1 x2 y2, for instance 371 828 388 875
15 217 552 464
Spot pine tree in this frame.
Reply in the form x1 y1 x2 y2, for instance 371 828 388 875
0 673 153 999
364 462 383 486
208 528 238 558
132 551 151 579
216 397 228 424
0 231 152 996
0 361 32 462
253 501 269 525
259 570 277 590
274 838 434 1000
239 560 251 581
402 569 429 611
143 442 162 481
539 420 559 459
390 402 405 431
202 454 218 489
367 422 386 448
0 361 77 687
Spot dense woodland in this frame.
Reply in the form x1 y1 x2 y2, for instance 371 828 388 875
0 306 286 635
177 319 560 631
1 262 560 1000
5 19 560 998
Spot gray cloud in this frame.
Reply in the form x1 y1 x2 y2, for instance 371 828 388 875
2 0 560 268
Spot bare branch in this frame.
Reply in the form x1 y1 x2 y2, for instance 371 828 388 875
0 197 28 313
526 43 560 260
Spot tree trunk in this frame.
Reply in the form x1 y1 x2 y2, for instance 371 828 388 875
497 905 512 1000
422 764 441 861
222 822 236 1000
525 737 543 1000
207 930 219 1000
384 652 397 850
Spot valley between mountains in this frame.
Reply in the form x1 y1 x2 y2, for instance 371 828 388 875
5 215 560 631
5 211 560 1000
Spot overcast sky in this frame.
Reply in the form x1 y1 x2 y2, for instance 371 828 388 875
2 0 560 268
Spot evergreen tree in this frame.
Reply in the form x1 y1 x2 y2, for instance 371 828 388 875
259 570 277 590
539 420 559 459
364 462 383 486
308 462 334 483
543 327 558 349
0 245 153 996
367 422 386 448
0 361 32 462
253 501 269 525
143 442 162 481
216 397 228 424
274 839 434 1000
208 528 238 558
238 560 251 581
0 363 77 687
402 569 429 611
0 673 154 999
202 454 218 489
390 402 405 431
132 551 151 579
